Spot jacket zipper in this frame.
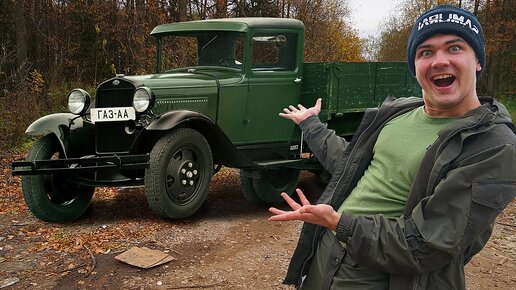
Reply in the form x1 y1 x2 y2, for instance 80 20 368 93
298 225 322 287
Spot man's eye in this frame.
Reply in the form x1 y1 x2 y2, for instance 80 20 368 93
421 50 432 57
450 45 461 52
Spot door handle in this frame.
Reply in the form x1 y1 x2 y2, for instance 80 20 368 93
294 78 302 83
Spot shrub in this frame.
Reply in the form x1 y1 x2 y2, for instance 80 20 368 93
0 82 95 152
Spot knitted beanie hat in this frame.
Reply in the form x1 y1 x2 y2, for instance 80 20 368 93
407 5 485 78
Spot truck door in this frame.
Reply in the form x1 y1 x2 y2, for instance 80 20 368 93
244 32 302 144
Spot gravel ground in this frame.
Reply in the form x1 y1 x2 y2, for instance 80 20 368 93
0 164 514 289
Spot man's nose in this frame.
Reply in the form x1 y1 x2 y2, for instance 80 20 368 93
431 50 450 68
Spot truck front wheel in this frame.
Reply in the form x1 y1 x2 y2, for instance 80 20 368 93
240 169 300 204
21 134 94 222
145 128 213 218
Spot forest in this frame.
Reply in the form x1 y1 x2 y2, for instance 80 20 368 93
0 0 514 151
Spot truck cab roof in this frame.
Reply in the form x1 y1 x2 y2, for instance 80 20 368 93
151 17 304 35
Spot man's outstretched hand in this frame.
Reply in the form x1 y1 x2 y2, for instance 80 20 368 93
268 188 340 231
279 98 322 125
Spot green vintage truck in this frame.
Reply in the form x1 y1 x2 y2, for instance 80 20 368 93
12 18 420 222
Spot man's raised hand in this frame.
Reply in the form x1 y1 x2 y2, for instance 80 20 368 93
279 98 322 124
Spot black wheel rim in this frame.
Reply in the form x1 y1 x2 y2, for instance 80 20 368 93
165 145 203 205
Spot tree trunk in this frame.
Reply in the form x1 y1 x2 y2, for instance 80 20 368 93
178 0 187 21
474 0 480 15
486 51 496 96
215 0 227 18
14 1 27 72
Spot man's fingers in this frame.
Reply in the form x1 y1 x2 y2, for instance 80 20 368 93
268 207 286 215
279 112 293 120
268 211 302 221
281 192 302 210
298 104 307 110
288 105 298 112
295 188 311 206
299 205 316 215
282 108 291 114
314 98 322 113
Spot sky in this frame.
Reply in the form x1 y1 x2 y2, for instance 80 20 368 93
348 0 400 37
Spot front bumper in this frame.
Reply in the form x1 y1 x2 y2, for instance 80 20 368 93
12 154 149 176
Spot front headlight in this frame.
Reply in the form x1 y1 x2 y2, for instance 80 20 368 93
67 89 91 115
133 87 155 113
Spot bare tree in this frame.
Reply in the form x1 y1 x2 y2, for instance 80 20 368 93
0 43 32 96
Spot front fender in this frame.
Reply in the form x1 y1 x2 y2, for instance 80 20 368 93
26 113 84 158
145 110 255 168
145 110 206 131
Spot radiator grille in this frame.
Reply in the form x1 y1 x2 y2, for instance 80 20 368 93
94 78 137 153
96 80 135 108
96 122 134 153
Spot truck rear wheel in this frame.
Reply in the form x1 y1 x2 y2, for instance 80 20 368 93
145 128 213 218
240 169 300 204
21 134 94 222
239 171 262 204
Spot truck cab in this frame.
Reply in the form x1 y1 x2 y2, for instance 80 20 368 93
147 18 305 159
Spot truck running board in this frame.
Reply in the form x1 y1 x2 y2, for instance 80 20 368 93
254 158 322 170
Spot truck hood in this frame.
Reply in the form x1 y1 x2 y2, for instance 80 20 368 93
124 70 243 89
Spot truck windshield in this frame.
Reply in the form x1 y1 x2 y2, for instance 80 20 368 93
159 31 245 72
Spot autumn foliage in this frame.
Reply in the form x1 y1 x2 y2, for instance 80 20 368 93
0 0 362 91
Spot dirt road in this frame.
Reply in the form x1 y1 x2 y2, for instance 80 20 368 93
1 157 515 289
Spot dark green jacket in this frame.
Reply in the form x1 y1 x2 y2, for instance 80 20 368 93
285 97 516 289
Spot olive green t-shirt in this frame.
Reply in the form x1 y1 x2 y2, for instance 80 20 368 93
338 106 457 218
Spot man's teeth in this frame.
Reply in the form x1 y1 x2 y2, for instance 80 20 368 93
432 74 453 80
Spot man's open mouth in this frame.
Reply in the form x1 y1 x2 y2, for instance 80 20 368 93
432 74 456 87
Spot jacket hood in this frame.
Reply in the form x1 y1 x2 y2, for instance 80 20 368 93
488 98 515 128
435 97 515 141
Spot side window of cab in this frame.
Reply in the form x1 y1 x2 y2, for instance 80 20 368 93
251 33 297 72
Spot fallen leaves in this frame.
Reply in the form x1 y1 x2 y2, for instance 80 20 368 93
0 153 26 215
1 152 171 257
24 224 131 255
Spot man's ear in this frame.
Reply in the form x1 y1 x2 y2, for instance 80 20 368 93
476 58 482 72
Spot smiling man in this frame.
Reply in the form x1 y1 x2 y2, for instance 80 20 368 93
414 35 481 116
270 5 516 290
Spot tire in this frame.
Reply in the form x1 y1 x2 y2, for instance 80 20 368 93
239 170 262 204
240 168 300 204
145 128 213 219
21 134 94 222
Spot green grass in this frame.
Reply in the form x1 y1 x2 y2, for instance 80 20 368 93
498 96 516 122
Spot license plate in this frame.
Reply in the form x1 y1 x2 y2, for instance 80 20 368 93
90 107 136 123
